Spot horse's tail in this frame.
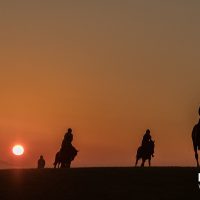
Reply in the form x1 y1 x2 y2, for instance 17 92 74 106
136 146 142 159
54 151 61 167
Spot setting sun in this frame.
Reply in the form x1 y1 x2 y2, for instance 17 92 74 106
12 145 24 156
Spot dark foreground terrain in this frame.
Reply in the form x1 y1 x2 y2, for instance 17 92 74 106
0 167 199 200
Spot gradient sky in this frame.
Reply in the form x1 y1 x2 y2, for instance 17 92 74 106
0 0 200 168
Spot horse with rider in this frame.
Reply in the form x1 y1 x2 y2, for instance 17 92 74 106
135 129 155 167
54 128 78 168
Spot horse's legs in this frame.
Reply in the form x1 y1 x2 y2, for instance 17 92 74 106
148 158 151 167
53 160 58 168
196 157 199 167
66 161 71 168
60 162 65 168
195 151 199 167
135 157 139 166
141 158 145 167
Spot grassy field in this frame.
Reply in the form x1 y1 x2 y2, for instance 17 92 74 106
0 167 199 200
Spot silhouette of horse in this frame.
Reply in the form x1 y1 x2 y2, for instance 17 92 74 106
192 109 200 167
135 140 155 167
54 146 78 168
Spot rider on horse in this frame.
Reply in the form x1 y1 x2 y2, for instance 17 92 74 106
58 128 78 168
61 128 73 148
135 129 155 167
142 129 151 146
142 129 154 157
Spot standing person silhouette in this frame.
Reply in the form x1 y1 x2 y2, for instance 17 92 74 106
38 155 45 169
192 107 200 167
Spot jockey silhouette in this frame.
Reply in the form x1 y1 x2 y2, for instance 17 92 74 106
61 128 73 149
142 129 152 146
142 129 154 157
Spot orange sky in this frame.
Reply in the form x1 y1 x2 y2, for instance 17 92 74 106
0 1 200 168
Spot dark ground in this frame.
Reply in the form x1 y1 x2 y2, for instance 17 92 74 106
0 167 199 200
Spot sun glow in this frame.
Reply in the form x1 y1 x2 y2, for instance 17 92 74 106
12 145 24 156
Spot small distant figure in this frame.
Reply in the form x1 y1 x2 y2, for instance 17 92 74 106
192 107 200 167
135 129 155 167
38 155 45 169
54 128 78 168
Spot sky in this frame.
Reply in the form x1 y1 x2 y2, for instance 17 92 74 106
0 0 200 168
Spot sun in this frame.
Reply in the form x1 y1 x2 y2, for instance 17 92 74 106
12 145 24 156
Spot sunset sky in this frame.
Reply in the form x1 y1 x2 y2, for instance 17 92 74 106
0 0 200 168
